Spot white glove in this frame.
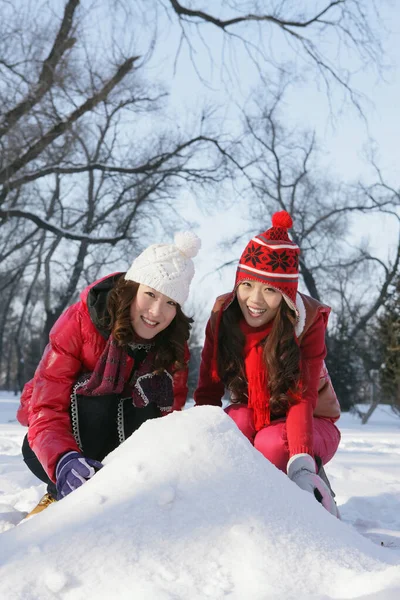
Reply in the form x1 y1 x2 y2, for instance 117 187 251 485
287 453 339 518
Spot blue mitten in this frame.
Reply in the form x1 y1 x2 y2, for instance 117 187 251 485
56 451 103 499
287 453 339 517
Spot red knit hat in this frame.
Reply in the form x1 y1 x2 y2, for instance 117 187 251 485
235 210 300 316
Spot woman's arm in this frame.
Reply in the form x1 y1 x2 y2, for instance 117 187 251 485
27 303 86 481
194 318 225 407
285 313 327 458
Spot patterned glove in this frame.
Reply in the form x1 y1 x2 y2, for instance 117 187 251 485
56 451 103 500
287 453 339 517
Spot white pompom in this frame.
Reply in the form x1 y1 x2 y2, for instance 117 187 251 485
174 231 201 258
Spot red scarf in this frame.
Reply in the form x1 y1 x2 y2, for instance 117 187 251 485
239 319 274 431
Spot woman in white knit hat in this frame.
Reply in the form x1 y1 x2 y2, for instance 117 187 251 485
17 231 201 516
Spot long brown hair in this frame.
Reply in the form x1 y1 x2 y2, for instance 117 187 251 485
105 277 193 371
217 297 301 415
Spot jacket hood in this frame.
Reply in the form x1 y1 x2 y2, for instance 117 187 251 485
80 272 125 338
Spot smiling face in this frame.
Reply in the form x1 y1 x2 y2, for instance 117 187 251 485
236 280 283 327
130 285 177 339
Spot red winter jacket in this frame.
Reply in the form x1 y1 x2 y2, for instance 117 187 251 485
17 274 189 481
194 292 340 458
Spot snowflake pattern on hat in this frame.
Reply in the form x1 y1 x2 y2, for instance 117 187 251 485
243 243 263 267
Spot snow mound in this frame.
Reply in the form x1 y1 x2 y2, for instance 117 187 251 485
0 406 399 600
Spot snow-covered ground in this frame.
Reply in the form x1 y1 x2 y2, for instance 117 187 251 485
0 391 399 600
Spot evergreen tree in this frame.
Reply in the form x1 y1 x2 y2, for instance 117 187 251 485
326 324 360 412
377 277 400 414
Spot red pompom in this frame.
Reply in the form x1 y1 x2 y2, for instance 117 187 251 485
271 210 293 229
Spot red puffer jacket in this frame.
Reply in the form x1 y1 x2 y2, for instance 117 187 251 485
17 274 189 481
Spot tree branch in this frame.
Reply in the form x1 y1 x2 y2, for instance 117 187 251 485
0 0 79 139
0 56 139 187
167 0 345 30
0 208 125 244
3 134 237 191
350 238 400 338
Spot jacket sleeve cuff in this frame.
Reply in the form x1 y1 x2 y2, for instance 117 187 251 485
289 445 314 459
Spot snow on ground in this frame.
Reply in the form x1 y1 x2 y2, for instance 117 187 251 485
0 392 400 600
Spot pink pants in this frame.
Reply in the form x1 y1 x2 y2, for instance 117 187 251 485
225 404 340 473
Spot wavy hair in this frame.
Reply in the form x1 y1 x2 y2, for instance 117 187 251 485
105 277 192 371
217 297 301 416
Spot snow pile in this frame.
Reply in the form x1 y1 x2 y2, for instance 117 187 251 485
0 406 400 600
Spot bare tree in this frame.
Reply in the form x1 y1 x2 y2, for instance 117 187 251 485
0 1 228 237
0 0 232 388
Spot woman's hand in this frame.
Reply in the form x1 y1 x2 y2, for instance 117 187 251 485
287 453 339 517
56 451 103 500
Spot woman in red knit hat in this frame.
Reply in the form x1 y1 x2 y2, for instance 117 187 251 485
194 211 341 517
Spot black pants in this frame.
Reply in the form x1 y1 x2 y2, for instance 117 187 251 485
22 401 160 498
22 435 58 498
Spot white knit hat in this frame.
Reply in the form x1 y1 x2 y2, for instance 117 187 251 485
124 231 201 305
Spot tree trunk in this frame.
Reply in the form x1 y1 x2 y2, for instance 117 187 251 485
361 378 380 425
